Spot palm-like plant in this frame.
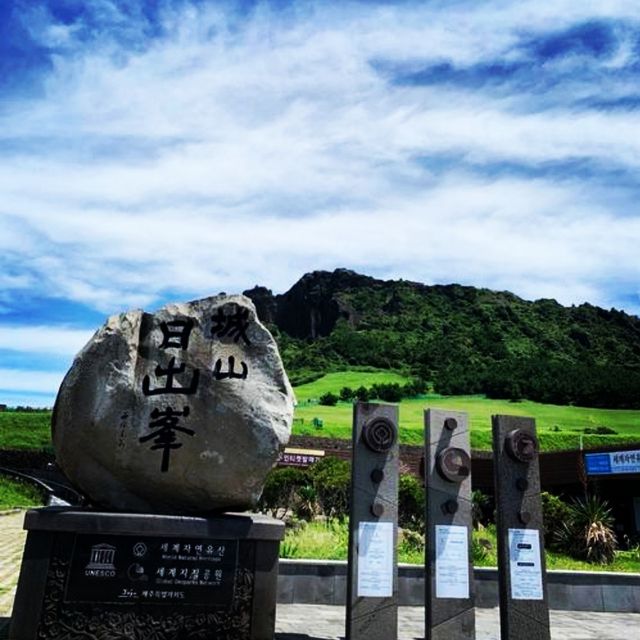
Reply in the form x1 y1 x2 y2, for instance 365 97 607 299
554 494 617 564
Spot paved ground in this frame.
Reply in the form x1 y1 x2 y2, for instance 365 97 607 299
0 511 27 618
275 604 640 639
2 511 639 639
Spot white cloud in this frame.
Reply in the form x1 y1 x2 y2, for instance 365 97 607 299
0 368 65 394
0 326 94 357
0 0 639 317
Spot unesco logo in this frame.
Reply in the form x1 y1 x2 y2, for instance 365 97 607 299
85 544 117 578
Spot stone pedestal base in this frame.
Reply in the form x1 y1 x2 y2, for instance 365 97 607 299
9 508 284 640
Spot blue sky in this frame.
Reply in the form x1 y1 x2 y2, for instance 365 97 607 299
1 0 640 407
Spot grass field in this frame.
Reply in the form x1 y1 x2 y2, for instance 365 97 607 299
281 519 640 572
292 371 640 450
0 476 44 510
0 412 52 450
2 368 640 451
293 370 411 402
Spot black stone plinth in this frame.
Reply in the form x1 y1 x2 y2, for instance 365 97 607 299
9 507 284 640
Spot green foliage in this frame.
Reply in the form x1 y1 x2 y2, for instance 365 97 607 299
0 476 45 509
554 495 618 564
0 412 51 449
319 392 338 406
398 474 425 531
584 426 617 435
541 491 572 547
339 386 355 401
257 467 310 517
308 456 351 520
355 386 370 402
472 490 491 529
471 536 490 563
293 387 640 451
369 382 404 402
277 274 640 410
293 370 411 403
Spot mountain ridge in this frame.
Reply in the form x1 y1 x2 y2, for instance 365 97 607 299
243 269 640 409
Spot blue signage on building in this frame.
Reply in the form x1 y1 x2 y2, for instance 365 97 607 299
584 453 612 475
584 449 640 475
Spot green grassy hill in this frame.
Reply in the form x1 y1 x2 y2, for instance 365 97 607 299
292 371 640 450
2 369 640 452
246 269 640 410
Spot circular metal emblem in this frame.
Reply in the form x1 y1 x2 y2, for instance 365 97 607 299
436 447 471 483
505 429 539 463
362 418 397 453
444 417 458 431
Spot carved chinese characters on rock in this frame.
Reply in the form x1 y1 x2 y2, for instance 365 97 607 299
211 304 251 381
140 318 199 473
52 294 295 513
140 305 253 473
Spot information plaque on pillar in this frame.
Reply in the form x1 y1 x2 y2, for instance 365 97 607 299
435 525 469 600
357 522 394 597
508 528 544 600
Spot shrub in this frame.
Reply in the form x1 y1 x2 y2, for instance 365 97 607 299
309 456 351 520
398 474 425 531
355 386 370 402
471 490 491 529
554 494 618 564
472 537 489 563
294 484 318 520
370 383 404 402
257 467 310 517
339 386 355 401
319 392 338 406
584 426 617 435
541 491 572 548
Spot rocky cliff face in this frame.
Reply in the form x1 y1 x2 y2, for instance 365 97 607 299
244 268 373 338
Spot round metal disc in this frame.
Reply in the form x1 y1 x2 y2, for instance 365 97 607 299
436 447 471 483
362 417 397 453
506 429 539 463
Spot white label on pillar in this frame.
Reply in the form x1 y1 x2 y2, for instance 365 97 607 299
509 528 544 600
357 522 394 597
435 524 469 599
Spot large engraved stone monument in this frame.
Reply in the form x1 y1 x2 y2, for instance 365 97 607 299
10 295 294 640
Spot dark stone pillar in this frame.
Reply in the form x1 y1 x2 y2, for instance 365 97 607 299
492 415 551 640
346 402 399 640
9 508 283 640
424 409 475 639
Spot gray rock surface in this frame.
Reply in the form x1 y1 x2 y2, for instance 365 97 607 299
53 294 294 514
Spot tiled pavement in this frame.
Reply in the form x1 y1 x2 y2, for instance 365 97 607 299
1 511 639 638
0 511 26 618
275 604 640 639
